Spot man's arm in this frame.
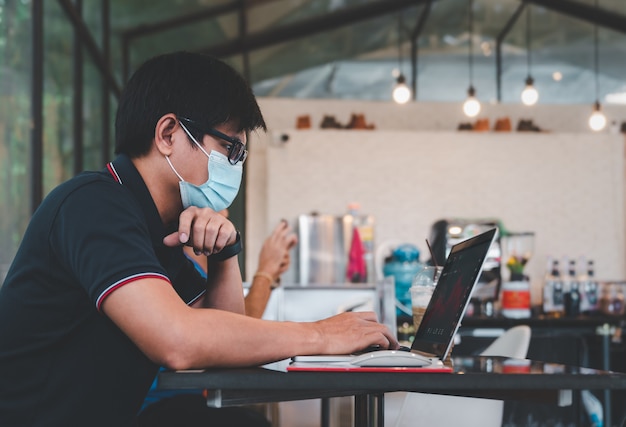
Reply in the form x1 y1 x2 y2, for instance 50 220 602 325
167 207 244 313
200 255 244 312
101 278 398 370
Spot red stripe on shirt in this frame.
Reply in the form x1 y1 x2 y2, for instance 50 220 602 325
106 162 122 184
96 273 171 312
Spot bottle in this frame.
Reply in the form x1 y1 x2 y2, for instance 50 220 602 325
383 244 422 317
582 260 599 314
565 281 581 317
599 283 613 315
565 259 576 293
542 256 554 314
564 260 580 317
544 259 564 316
612 284 625 316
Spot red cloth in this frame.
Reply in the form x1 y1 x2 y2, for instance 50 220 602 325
346 227 367 283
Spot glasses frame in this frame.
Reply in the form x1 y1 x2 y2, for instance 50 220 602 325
178 117 247 165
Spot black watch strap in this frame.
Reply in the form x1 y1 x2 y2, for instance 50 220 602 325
209 231 242 261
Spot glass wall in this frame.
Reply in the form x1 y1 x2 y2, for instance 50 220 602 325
1 0 32 281
0 0 115 282
1 0 624 282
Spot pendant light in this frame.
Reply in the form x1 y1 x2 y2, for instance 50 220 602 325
588 0 607 131
392 74 411 104
392 13 411 104
463 0 480 117
520 4 539 106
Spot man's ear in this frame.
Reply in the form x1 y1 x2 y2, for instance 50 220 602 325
154 114 178 157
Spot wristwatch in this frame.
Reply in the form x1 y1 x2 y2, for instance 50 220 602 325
209 231 242 261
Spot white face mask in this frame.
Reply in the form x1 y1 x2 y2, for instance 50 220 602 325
166 126 242 211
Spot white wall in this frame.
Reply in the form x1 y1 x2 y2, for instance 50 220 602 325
246 99 626 305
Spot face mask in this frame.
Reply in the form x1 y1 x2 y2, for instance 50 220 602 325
166 134 242 211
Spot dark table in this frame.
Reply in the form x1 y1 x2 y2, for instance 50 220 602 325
158 356 626 427
457 314 626 425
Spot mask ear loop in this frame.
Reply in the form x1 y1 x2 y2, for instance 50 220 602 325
179 120 212 159
165 156 185 182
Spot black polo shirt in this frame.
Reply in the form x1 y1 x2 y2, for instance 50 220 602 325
0 154 206 426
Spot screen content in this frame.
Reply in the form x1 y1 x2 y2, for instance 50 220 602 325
413 237 492 349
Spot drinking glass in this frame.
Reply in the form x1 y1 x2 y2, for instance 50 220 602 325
410 266 443 331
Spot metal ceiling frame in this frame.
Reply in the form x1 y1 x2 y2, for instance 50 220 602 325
120 0 245 81
117 0 626 104
119 0 431 83
199 0 432 58
409 0 433 100
31 0 626 212
496 2 526 103
528 0 626 35
52 0 626 101
494 0 626 103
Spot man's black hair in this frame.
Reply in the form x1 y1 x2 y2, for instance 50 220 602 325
115 51 266 157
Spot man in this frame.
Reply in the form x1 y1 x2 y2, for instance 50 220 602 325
137 218 296 426
0 51 397 426
184 214 297 319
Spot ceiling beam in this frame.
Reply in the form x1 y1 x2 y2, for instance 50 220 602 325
121 1 239 41
526 0 626 34
410 0 433 100
201 0 434 58
496 2 526 103
120 0 282 41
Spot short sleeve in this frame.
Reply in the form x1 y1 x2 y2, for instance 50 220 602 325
49 179 168 308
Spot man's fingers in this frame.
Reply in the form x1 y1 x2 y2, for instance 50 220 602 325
163 232 183 247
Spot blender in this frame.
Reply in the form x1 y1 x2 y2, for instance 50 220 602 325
500 232 535 318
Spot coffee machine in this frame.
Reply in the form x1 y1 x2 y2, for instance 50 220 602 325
428 218 502 305
296 212 375 285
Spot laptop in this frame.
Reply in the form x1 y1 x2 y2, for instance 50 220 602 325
290 227 498 368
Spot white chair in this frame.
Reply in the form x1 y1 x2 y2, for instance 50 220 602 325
480 325 531 359
387 325 532 427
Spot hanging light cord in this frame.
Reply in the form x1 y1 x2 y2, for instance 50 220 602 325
593 0 599 102
526 5 532 79
468 0 474 86
397 13 404 75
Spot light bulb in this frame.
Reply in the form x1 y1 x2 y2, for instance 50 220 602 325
463 86 481 117
392 74 411 104
588 101 607 131
521 77 539 106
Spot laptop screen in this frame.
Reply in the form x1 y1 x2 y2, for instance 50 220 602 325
411 228 498 359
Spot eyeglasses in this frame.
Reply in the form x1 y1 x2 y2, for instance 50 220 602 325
178 117 248 165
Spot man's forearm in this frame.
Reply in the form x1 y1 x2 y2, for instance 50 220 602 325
200 256 245 313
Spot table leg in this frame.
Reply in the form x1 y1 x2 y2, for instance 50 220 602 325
603 328 612 427
598 323 612 427
354 394 384 427
321 397 330 427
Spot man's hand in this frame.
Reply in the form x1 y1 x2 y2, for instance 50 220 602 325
311 311 399 355
163 207 237 255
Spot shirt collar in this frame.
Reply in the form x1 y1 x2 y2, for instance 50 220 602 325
106 154 175 245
